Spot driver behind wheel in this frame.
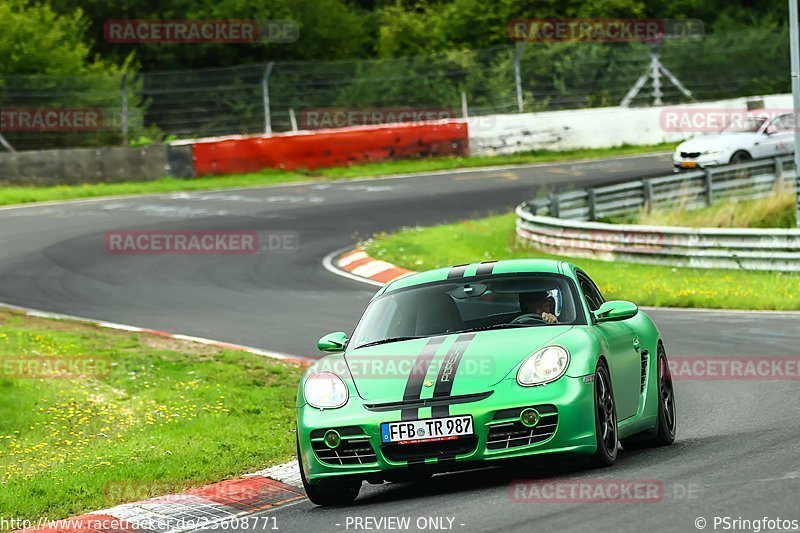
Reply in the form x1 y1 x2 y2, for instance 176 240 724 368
519 291 558 324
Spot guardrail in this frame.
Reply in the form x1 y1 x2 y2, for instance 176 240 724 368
516 156 800 271
525 156 795 220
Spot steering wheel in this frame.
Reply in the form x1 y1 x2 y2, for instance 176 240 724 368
509 313 547 325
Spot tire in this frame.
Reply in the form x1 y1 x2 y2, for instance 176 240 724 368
588 360 618 467
729 150 752 164
621 344 676 450
297 435 361 506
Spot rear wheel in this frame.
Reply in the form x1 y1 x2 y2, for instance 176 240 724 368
297 435 361 506
589 361 618 467
621 344 676 450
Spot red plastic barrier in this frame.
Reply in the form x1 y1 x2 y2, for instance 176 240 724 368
191 121 469 176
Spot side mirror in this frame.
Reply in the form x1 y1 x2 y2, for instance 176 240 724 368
318 331 348 353
594 301 639 323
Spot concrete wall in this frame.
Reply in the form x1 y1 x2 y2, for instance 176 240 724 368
0 145 194 186
2 93 794 185
468 94 794 155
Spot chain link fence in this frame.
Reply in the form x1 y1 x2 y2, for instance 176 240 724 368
0 28 789 151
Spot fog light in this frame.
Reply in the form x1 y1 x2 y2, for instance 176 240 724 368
520 408 539 427
323 429 341 449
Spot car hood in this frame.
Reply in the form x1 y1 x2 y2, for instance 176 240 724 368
677 133 758 153
343 326 574 402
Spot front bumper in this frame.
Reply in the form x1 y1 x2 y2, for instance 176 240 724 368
297 375 596 483
672 153 729 172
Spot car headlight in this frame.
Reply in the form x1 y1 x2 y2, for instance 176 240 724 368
517 346 570 386
304 371 349 409
702 149 725 157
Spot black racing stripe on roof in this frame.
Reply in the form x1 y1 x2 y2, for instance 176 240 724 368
446 264 469 279
475 261 497 276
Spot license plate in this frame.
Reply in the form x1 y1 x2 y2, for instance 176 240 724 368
680 161 698 168
381 415 473 444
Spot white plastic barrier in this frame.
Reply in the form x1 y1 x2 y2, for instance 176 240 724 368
468 94 793 155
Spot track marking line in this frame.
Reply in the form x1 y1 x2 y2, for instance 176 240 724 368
0 302 314 365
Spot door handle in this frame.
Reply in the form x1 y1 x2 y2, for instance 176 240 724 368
633 338 641 352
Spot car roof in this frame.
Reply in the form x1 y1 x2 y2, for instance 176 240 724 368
381 259 576 293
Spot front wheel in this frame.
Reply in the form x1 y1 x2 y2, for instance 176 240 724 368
729 150 752 164
588 361 618 467
297 435 361 506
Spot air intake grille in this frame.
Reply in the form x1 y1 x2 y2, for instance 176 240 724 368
641 351 649 393
680 151 701 158
310 427 378 465
487 405 558 450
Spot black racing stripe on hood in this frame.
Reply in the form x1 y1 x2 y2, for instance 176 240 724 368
400 336 446 421
431 332 477 418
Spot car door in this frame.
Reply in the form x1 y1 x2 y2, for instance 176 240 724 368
576 271 641 421
758 114 796 157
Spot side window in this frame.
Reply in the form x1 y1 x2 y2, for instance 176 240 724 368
772 114 795 131
576 272 604 312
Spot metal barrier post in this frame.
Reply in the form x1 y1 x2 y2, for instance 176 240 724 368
262 62 275 135
587 189 597 221
775 157 784 183
121 74 128 146
643 180 654 213
0 134 15 153
790 0 800 227
514 43 525 113
704 167 714 206
549 196 560 218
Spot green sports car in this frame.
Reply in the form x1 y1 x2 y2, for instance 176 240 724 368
296 259 676 505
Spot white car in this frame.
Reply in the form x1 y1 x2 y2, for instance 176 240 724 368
673 113 795 172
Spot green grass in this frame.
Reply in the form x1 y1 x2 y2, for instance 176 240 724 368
0 142 677 207
364 213 800 311
0 310 303 523
610 188 797 229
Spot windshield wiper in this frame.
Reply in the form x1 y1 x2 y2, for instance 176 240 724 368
355 336 426 349
453 323 540 334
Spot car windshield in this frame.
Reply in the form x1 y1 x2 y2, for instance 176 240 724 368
721 116 766 133
351 274 585 349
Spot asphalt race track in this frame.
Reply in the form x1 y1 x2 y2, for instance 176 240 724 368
2 152 799 533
